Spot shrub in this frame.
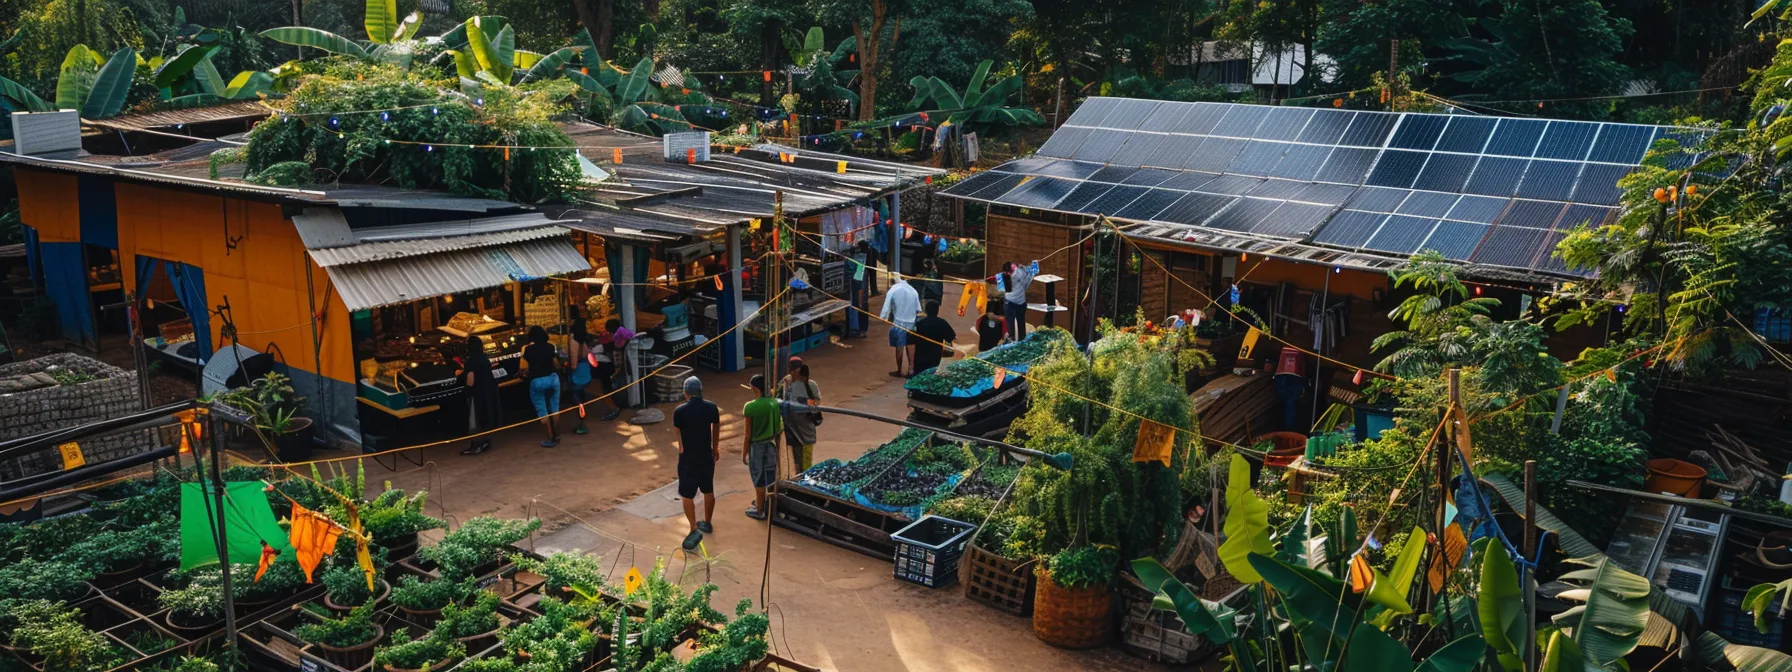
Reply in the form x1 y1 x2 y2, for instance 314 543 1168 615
158 571 224 622
1044 545 1119 589
361 488 443 545
421 516 540 579
7 600 110 671
390 576 467 612
293 605 379 649
0 558 94 603
373 630 465 671
437 591 500 639
511 551 606 595
321 564 378 608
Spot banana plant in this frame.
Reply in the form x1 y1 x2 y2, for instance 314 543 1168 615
1551 558 1652 671
904 59 1044 132
0 46 137 119
441 16 583 90
1696 631 1792 672
565 56 710 136
260 0 425 67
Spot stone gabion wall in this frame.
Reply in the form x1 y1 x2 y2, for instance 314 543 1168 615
0 353 153 479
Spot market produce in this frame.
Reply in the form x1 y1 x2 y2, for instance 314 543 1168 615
798 427 931 491
906 328 1069 396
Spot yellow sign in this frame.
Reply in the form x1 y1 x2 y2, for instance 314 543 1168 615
1132 419 1174 466
57 442 85 470
1237 327 1263 361
836 160 848 174
623 567 644 596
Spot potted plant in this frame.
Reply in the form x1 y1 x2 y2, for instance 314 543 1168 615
157 571 225 634
0 558 96 604
500 597 603 669
1032 545 1118 649
681 600 772 672
217 372 314 462
936 239 987 278
361 489 443 556
390 576 466 629
64 525 170 588
294 604 382 670
6 599 114 671
419 516 541 579
373 630 465 672
233 558 305 614
437 591 503 652
510 551 605 598
322 564 391 613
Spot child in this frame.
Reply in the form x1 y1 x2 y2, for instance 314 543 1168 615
976 302 1005 352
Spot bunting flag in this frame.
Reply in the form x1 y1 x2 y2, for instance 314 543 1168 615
255 542 278 582
1427 524 1468 593
956 283 988 317
1348 552 1374 593
350 509 375 592
288 502 345 583
1132 419 1175 466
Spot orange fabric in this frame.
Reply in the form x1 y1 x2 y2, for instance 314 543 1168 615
15 170 79 243
288 502 344 583
1348 553 1373 593
255 542 278 582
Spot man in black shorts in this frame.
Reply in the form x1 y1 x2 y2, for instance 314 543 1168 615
672 376 720 535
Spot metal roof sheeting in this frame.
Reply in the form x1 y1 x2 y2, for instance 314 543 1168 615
308 225 572 267
325 236 591 311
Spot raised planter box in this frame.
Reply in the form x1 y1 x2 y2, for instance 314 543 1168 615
962 542 1035 616
937 257 985 279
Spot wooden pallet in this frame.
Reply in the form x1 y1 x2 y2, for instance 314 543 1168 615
1117 579 1212 665
962 542 1035 616
770 483 911 561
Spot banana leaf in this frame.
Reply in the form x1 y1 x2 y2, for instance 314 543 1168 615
0 27 26 56
222 71 272 100
193 58 225 97
1482 473 1603 560
82 48 137 119
1698 632 1792 672
261 27 370 60
1345 622 1414 672
446 49 478 81
565 69 602 93
570 28 597 65
155 45 218 88
961 59 993 107
1365 526 1427 614
0 76 53 112
393 10 423 42
474 70 508 88
1277 506 1317 567
1479 545 1525 672
1543 631 1587 672
978 73 1025 108
514 49 543 69
165 93 221 107
1249 552 1359 643
1419 634 1489 672
1131 557 1236 645
56 45 102 110
371 42 413 69
618 57 654 105
520 47 578 83
490 25 515 81
439 16 508 51
1555 559 1651 672
364 0 397 44
466 17 513 82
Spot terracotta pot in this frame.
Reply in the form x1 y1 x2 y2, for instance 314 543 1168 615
1032 568 1113 649
312 624 383 670
1645 458 1706 498
94 563 145 589
397 606 442 629
456 625 503 653
163 611 221 637
325 580 392 613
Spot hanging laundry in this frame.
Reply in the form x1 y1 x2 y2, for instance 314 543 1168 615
957 282 988 317
288 501 344 583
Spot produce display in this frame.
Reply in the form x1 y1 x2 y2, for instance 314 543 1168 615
905 328 1070 397
796 427 931 495
795 427 1026 521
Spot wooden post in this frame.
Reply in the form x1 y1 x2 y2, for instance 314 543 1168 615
1053 77 1066 128
1524 460 1538 672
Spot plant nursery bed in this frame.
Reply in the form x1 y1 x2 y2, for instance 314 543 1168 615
771 483 911 561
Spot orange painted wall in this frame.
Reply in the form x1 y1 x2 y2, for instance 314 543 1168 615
15 169 79 243
111 183 355 384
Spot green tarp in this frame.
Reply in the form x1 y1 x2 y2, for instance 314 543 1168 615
179 482 293 571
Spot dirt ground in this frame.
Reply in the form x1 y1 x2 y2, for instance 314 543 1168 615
358 297 1170 672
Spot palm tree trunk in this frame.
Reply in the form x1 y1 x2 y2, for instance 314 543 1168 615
853 0 900 121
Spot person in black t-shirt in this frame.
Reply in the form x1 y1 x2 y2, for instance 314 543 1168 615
521 325 562 447
975 302 1005 353
910 300 957 375
457 335 501 455
672 376 720 535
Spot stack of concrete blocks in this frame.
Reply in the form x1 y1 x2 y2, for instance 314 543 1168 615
0 353 154 480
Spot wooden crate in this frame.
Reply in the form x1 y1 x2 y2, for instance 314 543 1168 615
962 542 1035 616
770 483 912 561
1119 590 1208 664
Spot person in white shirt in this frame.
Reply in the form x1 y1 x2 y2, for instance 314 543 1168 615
878 275 922 377
995 260 1038 341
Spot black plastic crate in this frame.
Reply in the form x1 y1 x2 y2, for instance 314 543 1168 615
891 515 975 588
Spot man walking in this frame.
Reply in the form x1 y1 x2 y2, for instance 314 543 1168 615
878 275 921 377
910 300 957 375
672 376 720 534
742 374 783 520
777 357 821 473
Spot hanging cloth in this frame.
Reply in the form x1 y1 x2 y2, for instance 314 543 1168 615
956 283 988 317
288 501 345 583
179 482 294 571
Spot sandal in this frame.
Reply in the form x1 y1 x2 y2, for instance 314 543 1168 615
744 506 767 520
540 437 560 448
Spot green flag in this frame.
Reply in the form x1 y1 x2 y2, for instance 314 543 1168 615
179 482 293 571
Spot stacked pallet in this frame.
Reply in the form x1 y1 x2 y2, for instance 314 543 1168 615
1190 372 1278 447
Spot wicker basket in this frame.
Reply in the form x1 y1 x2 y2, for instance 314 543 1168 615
963 542 1035 615
1032 568 1113 649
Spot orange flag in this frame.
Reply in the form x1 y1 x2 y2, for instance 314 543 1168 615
255 542 278 582
350 509 375 592
288 502 344 583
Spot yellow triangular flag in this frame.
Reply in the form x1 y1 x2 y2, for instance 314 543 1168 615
624 567 644 596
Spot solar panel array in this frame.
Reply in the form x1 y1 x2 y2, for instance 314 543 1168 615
946 98 1706 277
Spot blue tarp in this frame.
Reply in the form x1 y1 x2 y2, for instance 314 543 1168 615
166 261 211 362
78 175 118 248
38 242 93 343
904 331 1058 398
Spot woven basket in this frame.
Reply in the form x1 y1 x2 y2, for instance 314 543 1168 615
964 542 1035 615
1032 568 1113 649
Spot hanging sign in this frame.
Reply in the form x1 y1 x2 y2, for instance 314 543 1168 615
1238 327 1263 361
57 442 85 470
1132 419 1174 466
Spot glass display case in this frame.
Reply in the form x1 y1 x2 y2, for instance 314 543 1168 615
1605 500 1729 610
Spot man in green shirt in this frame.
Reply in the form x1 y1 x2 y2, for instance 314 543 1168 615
741 374 783 520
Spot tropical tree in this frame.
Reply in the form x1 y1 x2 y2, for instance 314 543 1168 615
813 0 908 120
566 56 711 136
0 45 135 119
904 59 1043 132
259 0 427 68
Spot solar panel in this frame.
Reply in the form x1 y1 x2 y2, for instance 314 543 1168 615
1157 171 1219 191
1199 174 1266 195
1140 135 1204 170
1228 141 1290 177
1030 159 1105 180
1463 157 1527 197
1138 103 1195 133
1255 202 1334 238
1298 110 1356 145
1269 144 1333 181
1570 163 1631 205
1314 147 1379 184
963 172 1029 200
1180 104 1227 135
1535 121 1598 161
1035 126 1091 158
1412 153 1477 193
1212 105 1267 137
1496 199 1567 229
1588 124 1656 164
1366 150 1427 188
994 177 1077 208
1156 192 1235 225
1114 188 1187 221
1516 160 1581 201
1435 117 1497 154
1486 119 1546 157
1346 187 1410 213
1389 115 1448 151
1208 198 1282 232
1072 129 1130 163
1102 99 1161 130
1556 204 1614 232
1365 215 1440 254
1313 210 1386 249
941 170 1013 198
1085 185 1151 213
1422 221 1490 260
1255 107 1315 141
1341 113 1399 147
1248 179 1310 200
1054 182 1118 211
1473 225 1552 268
1121 168 1183 186
1185 137 1246 171
1291 183 1358 206
1088 166 1140 184
1444 195 1508 223
1535 231 1572 273
1396 191 1459 218
1108 133 1166 167
1066 97 1121 127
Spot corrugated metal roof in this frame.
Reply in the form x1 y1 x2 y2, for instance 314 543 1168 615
325 236 591 311
292 208 357 249
86 102 269 131
308 225 571 266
